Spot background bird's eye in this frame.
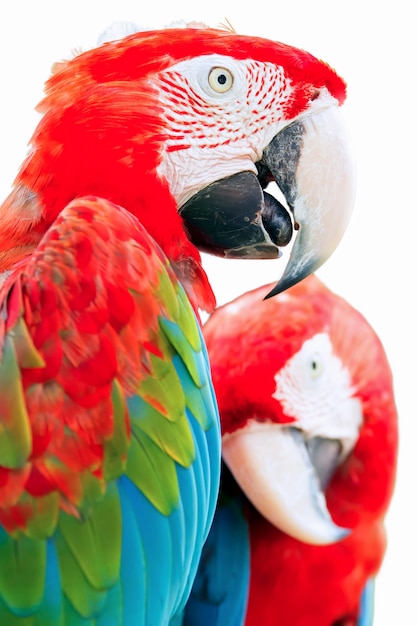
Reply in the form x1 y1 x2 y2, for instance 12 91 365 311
208 67 234 93
309 353 323 379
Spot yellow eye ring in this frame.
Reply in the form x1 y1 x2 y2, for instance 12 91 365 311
208 67 234 93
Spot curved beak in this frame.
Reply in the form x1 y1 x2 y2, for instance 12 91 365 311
179 104 355 296
222 423 349 545
263 105 356 298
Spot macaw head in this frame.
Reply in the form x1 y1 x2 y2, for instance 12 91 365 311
0 24 355 310
203 275 398 544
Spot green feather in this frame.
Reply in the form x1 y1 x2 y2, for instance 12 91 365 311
126 430 179 515
78 471 107 514
183 369 215 431
23 492 60 540
137 352 185 423
176 287 202 352
159 317 205 389
0 531 46 614
9 317 46 370
154 266 180 320
103 380 130 482
0 605 35 626
0 335 32 468
55 530 108 619
58 483 122 593
129 395 195 466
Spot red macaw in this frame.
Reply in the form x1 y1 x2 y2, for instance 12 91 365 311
186 275 398 626
0 24 355 625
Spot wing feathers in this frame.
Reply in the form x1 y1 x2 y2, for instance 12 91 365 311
0 196 220 623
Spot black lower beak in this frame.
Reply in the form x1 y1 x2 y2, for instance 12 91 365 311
179 171 293 259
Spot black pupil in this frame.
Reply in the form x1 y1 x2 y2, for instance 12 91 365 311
217 73 227 85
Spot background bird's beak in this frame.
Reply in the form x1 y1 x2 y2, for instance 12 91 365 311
222 424 349 545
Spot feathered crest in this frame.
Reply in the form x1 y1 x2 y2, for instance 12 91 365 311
218 18 236 33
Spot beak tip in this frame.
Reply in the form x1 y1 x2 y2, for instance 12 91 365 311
263 278 293 300
264 261 316 300
262 104 355 300
263 285 280 300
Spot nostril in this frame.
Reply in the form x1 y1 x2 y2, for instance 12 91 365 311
261 192 293 246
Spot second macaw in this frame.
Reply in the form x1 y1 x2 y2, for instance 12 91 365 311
184 275 398 626
0 22 355 625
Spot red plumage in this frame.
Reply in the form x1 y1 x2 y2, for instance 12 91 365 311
0 195 180 532
0 27 347 314
203 275 398 625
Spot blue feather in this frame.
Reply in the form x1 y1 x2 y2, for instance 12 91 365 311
357 578 375 626
181 490 250 626
116 480 147 626
118 476 174 624
34 540 64 626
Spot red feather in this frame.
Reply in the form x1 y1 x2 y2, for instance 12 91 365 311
0 195 185 532
204 275 398 625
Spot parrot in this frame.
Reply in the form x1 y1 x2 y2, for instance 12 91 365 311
0 23 356 625
184 274 398 626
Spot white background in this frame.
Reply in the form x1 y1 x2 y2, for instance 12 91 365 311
0 2 414 623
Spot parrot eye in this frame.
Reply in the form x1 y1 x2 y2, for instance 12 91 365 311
208 67 234 93
309 353 323 380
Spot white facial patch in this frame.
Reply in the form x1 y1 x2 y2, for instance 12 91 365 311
272 332 362 458
155 54 294 205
